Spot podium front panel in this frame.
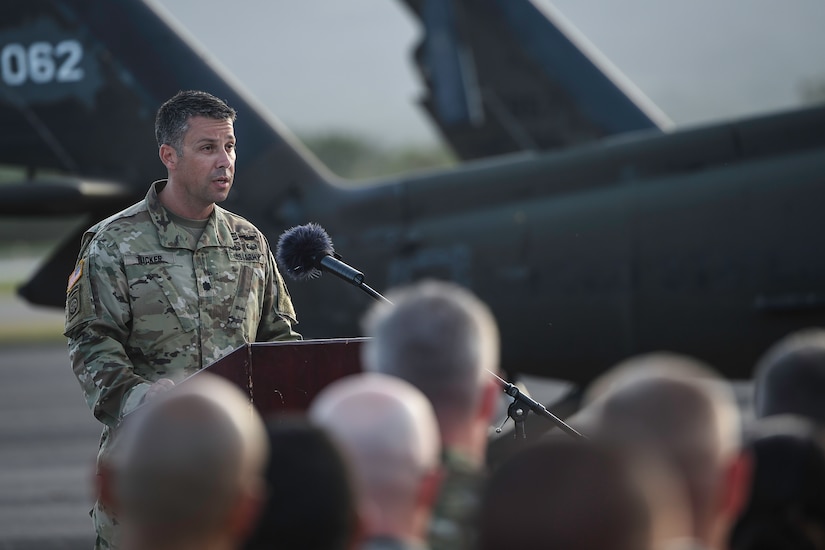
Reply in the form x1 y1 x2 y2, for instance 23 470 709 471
249 338 364 414
200 338 365 416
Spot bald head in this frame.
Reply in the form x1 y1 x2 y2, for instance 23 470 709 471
110 374 268 547
361 280 499 440
586 353 741 462
584 353 744 546
309 373 441 538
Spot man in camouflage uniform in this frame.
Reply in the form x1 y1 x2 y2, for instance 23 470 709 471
64 90 300 549
360 280 501 550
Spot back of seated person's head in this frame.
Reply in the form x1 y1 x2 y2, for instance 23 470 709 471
478 439 651 550
361 280 500 443
585 352 742 469
309 372 442 542
242 416 357 550
754 328 825 425
582 352 745 548
108 374 268 549
730 415 825 550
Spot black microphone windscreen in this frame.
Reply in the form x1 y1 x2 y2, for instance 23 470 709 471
276 222 335 281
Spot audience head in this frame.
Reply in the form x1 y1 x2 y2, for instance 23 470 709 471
730 415 825 550
243 416 357 550
582 352 748 549
754 328 825 426
478 439 651 550
361 279 500 460
309 372 442 543
107 374 268 550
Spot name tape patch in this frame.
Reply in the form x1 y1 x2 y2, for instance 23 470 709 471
124 253 176 266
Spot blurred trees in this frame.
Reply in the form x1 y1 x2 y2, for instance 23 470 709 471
0 134 457 254
299 132 456 181
799 76 825 105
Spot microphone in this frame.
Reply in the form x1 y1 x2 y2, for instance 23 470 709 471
276 223 391 304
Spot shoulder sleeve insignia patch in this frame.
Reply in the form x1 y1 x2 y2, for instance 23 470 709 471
67 259 84 293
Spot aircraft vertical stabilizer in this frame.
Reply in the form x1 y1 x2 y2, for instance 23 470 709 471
0 0 334 307
0 0 331 204
400 0 672 160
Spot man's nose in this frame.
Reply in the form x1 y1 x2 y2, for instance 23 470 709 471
216 147 233 169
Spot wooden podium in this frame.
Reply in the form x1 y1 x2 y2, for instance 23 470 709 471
200 338 365 416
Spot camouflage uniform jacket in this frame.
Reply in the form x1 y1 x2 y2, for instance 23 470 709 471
64 180 301 430
428 449 484 550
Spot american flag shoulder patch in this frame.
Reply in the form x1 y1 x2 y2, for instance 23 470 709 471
67 259 84 292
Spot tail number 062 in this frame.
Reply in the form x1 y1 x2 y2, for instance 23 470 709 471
1 40 84 86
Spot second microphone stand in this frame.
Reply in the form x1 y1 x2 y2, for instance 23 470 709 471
351 280 585 441
489 370 585 440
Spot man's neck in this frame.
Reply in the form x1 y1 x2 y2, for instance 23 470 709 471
440 421 487 467
157 181 214 220
361 500 429 546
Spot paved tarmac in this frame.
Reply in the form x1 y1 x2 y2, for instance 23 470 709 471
0 342 99 549
0 255 96 547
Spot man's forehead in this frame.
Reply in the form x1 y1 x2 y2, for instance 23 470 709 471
185 116 235 139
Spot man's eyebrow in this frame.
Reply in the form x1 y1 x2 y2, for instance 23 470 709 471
193 136 235 144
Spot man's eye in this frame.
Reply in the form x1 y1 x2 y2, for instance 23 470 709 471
202 145 212 151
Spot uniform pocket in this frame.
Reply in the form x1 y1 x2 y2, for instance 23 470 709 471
227 263 254 330
124 254 199 335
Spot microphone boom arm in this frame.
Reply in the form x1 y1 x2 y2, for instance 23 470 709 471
488 370 585 439
318 255 392 305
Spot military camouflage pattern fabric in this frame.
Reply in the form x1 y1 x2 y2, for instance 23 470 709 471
64 180 301 549
428 449 484 550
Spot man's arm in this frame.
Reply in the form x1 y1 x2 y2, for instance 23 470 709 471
65 235 153 427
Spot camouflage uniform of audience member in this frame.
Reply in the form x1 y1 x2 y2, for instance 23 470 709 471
428 450 484 550
64 180 300 549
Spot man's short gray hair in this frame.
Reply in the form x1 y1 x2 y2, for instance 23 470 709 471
155 90 237 155
361 279 499 420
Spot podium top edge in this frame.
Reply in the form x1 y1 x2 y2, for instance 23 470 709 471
250 337 370 348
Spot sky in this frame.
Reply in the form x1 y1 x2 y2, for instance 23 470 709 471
153 0 825 146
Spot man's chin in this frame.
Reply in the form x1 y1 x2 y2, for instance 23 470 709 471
212 189 232 204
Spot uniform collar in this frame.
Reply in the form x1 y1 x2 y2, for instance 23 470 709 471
146 180 235 249
442 447 482 473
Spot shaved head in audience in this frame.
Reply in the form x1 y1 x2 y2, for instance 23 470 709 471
582 353 749 550
107 374 268 550
310 373 442 547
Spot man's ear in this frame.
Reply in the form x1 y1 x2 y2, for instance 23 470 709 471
417 466 446 510
721 449 753 521
225 480 266 541
159 144 178 170
478 377 499 422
